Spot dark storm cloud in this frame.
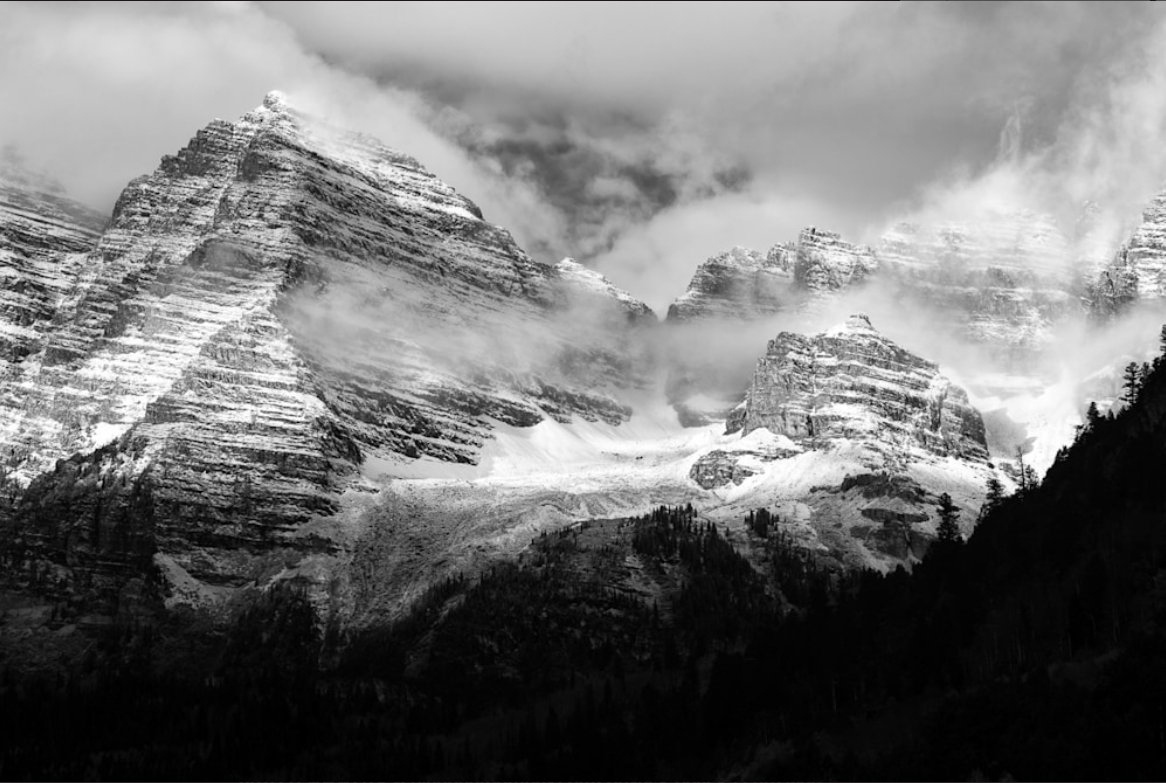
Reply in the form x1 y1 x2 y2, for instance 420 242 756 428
3 2 1166 312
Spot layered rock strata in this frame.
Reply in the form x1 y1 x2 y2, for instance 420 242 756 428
736 314 988 462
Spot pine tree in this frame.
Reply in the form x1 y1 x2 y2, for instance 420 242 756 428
1086 401 1101 430
1015 446 1031 493
1021 463 1039 492
1159 324 1166 355
980 476 1005 521
1122 361 1141 403
936 492 962 545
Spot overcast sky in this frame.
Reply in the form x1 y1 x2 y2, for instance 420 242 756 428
3 1 1166 310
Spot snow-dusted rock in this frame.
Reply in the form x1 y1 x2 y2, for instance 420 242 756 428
688 449 757 489
665 230 877 323
793 227 879 302
0 151 105 365
739 314 988 462
554 257 655 324
1093 191 1166 313
666 245 793 322
877 211 1079 355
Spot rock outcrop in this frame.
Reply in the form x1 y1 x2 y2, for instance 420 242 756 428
688 450 757 489
794 227 879 302
737 314 988 462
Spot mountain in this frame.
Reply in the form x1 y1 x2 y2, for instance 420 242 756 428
665 228 878 324
0 93 1111 679
0 93 655 665
5 91 1166 780
663 204 1135 483
688 313 992 565
665 244 793 323
733 314 987 461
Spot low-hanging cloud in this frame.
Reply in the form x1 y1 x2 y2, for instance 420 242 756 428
6 1 1166 322
258 0 1166 307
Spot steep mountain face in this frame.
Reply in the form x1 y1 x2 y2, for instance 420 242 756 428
0 93 653 645
794 227 879 302
1094 191 1166 313
735 314 987 461
664 228 877 323
0 152 106 365
877 210 1080 360
682 314 993 567
666 245 793 322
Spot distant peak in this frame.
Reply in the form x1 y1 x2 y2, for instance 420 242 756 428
823 313 877 338
846 313 874 330
262 90 290 112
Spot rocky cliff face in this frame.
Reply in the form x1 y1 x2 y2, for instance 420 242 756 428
0 152 106 366
793 227 879 303
877 211 1080 359
669 209 1081 367
1093 192 1166 314
666 245 793 322
735 314 988 461
0 93 653 652
665 229 877 323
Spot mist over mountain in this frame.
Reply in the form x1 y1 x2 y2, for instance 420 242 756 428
4 2 1166 780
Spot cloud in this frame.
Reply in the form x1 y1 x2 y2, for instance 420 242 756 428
5 0 1166 317
257 1 1166 292
0 1 535 240
586 187 849 313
